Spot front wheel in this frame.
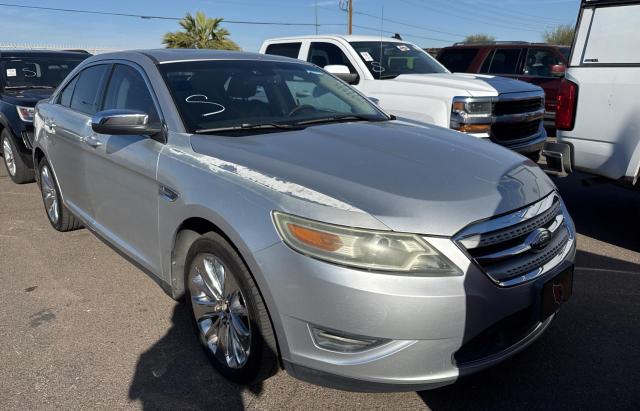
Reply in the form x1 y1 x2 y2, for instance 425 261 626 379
1 130 34 184
184 232 279 384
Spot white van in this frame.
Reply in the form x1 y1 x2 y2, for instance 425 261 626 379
549 0 640 187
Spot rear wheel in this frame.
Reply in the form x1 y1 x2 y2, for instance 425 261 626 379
1 130 34 184
38 158 82 232
184 232 279 384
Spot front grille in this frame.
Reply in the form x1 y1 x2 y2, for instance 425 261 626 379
492 120 541 142
456 193 573 287
494 98 543 116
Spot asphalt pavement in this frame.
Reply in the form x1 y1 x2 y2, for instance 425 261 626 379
1 162 638 410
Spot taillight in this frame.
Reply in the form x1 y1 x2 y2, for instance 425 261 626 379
556 79 578 131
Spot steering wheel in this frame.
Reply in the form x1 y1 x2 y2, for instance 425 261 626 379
288 104 317 117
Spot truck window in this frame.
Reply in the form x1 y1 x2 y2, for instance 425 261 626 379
264 43 301 59
437 48 479 73
307 42 357 74
481 49 522 75
350 41 447 79
582 4 640 65
522 48 563 77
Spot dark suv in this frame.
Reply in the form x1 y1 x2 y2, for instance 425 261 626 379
437 42 570 129
0 50 88 183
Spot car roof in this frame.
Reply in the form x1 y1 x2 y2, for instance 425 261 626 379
0 49 90 58
442 42 565 49
89 49 304 64
265 34 408 43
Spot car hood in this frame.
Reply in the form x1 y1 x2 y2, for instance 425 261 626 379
392 73 542 96
1 89 53 106
190 121 555 236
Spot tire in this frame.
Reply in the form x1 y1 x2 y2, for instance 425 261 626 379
184 232 279 385
37 157 82 232
1 130 34 184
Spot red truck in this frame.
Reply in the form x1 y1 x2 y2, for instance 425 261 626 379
437 42 570 129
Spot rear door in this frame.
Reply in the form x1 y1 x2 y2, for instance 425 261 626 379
43 64 110 222
83 62 164 274
561 1 640 179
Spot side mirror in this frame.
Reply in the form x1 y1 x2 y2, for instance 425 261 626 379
324 65 359 85
91 109 160 135
550 64 566 77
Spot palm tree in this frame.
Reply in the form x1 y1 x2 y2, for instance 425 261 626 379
163 12 240 50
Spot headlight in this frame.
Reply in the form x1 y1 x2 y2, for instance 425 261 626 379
273 211 460 275
451 97 492 133
16 106 35 122
452 98 492 116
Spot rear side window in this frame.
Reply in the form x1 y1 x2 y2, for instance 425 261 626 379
480 48 522 74
58 75 78 107
265 43 301 59
70 64 109 115
582 4 640 65
102 64 159 121
437 48 479 72
522 48 563 77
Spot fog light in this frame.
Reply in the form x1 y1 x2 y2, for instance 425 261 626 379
310 326 388 353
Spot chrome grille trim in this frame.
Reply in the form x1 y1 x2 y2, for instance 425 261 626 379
455 192 574 287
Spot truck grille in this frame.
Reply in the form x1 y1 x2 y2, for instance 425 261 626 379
492 120 541 141
455 193 574 287
491 95 544 144
494 98 543 116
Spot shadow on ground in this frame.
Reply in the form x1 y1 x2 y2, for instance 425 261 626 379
129 303 261 410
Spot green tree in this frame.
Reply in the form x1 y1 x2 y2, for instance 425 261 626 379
463 34 496 44
163 12 240 50
543 24 575 46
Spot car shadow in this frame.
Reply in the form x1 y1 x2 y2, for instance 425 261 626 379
128 303 262 410
552 172 640 251
419 249 640 410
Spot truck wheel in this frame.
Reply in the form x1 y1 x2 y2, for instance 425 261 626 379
2 130 34 184
184 232 279 385
38 157 82 232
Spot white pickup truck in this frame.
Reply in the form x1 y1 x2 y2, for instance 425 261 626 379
546 0 640 188
260 35 547 160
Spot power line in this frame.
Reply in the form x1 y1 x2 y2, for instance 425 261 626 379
0 2 345 27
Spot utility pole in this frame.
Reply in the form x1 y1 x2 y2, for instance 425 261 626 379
348 0 353 35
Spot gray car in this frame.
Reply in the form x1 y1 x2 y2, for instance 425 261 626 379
33 49 576 391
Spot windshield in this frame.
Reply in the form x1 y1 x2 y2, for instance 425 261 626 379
159 60 388 133
350 41 449 79
0 56 86 89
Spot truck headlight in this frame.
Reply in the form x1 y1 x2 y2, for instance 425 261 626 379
273 211 460 275
451 97 492 133
17 106 35 122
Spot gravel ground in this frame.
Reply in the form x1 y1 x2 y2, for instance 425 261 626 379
0 162 638 410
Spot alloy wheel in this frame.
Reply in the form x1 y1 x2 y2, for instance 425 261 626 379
40 165 59 224
2 138 16 176
188 253 251 369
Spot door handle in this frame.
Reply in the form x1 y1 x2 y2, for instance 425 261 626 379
84 135 103 148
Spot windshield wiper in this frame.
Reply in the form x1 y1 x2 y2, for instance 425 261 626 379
195 122 305 134
5 85 54 90
293 114 387 126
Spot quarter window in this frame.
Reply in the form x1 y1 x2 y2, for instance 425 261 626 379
102 64 159 121
70 64 109 115
58 75 78 107
264 43 302 59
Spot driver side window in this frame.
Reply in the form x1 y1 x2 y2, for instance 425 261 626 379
307 42 358 76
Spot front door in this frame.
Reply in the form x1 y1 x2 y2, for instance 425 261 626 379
83 63 164 274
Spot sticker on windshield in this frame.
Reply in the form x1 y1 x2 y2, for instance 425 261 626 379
396 45 410 52
359 51 374 62
6 68 16 77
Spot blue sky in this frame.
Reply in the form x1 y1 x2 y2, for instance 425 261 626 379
0 0 581 52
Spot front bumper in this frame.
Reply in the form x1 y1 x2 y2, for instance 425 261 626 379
253 233 576 392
